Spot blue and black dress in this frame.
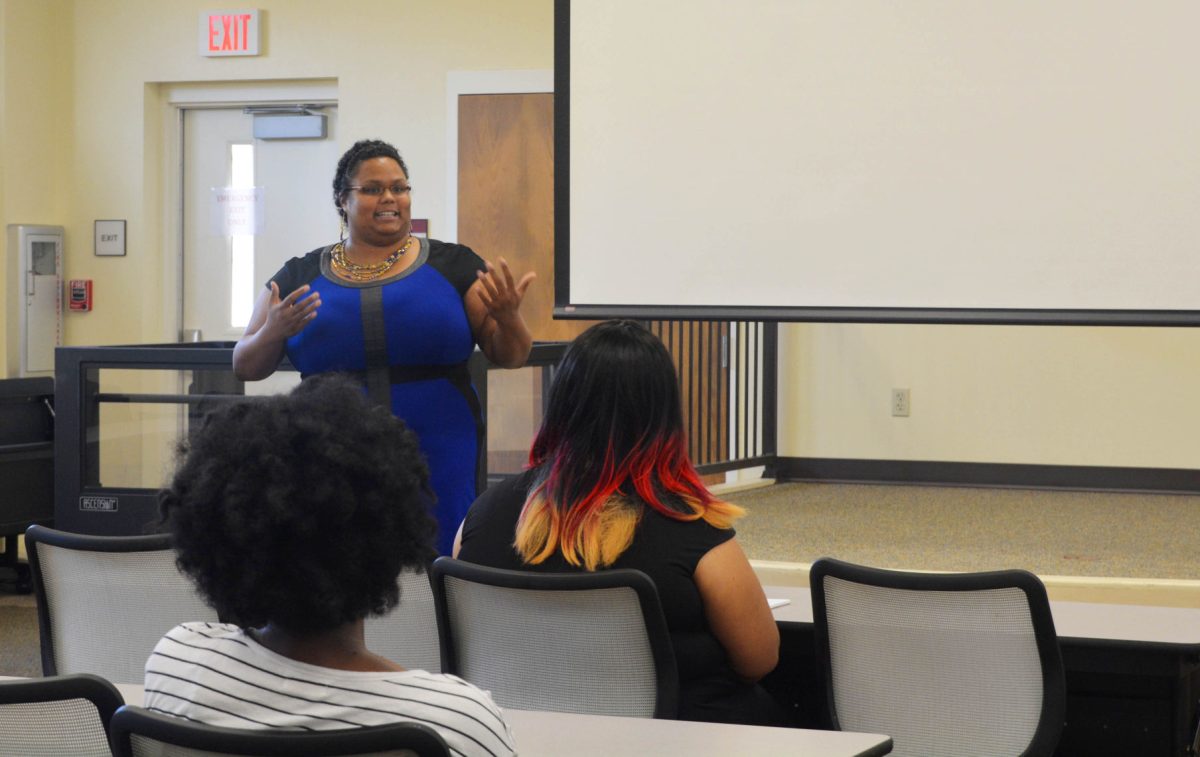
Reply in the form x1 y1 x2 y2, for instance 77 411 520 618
268 237 486 554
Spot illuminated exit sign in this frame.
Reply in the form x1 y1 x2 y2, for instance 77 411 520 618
199 10 260 57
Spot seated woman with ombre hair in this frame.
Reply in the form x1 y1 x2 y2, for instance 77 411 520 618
455 319 783 725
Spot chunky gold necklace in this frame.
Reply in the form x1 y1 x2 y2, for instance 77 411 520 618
330 237 413 281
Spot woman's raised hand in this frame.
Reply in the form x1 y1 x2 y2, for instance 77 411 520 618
264 281 321 339
475 257 536 326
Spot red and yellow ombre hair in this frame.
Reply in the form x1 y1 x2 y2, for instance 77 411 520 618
514 320 743 570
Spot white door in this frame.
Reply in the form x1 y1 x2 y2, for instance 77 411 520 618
181 105 338 393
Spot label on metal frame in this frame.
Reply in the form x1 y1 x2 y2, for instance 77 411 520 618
79 496 118 512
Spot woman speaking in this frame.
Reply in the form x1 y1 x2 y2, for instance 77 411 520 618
233 139 534 554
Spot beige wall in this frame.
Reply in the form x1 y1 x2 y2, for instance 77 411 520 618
2 0 1196 472
0 0 553 359
0 0 74 374
779 323 1200 469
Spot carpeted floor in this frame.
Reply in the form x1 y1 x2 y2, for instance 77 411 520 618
728 481 1200 580
0 600 40 678
2 481 1196 678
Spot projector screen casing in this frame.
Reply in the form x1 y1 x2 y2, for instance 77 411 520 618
554 0 1200 325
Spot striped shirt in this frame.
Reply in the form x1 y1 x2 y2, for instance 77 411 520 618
144 622 515 757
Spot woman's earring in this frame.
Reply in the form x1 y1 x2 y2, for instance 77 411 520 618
338 217 346 242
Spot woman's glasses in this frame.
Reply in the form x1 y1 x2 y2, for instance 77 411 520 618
349 184 412 197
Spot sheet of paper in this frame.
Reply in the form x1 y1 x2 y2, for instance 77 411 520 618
768 598 791 609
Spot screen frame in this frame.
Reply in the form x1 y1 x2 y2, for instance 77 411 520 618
552 0 1200 327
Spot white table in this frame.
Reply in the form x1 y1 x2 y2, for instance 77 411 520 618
768 585 1200 644
113 683 891 757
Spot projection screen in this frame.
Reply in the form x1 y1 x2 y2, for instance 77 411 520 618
554 0 1200 324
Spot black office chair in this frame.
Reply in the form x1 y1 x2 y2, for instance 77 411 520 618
810 557 1065 757
0 673 124 757
25 524 217 683
429 557 678 718
109 705 451 756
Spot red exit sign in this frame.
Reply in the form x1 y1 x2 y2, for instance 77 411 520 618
199 10 260 57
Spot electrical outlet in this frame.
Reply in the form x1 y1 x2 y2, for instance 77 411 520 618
891 388 910 417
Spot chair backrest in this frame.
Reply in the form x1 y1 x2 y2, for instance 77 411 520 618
363 567 441 673
810 557 1066 757
429 557 678 718
25 524 218 684
0 673 124 757
108 705 451 757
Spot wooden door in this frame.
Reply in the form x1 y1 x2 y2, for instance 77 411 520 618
458 93 597 342
458 93 596 472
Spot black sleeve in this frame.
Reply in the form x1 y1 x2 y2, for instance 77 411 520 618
267 247 326 299
425 240 487 298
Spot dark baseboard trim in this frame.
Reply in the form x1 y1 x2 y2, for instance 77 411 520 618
774 457 1200 494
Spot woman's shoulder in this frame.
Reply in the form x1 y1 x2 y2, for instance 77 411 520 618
164 621 241 641
390 671 511 716
425 239 486 296
468 470 536 520
401 670 501 698
384 671 516 754
150 622 243 660
269 245 330 296
426 238 478 257
636 506 735 554
459 470 536 557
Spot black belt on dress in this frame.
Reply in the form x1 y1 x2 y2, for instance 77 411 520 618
301 362 471 385
301 360 484 496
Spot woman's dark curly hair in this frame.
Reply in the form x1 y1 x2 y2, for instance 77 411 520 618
332 139 409 223
158 374 436 633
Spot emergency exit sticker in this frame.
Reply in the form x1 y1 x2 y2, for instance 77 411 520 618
211 187 264 236
199 10 260 57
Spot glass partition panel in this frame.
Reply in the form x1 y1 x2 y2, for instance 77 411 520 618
486 364 551 480
87 367 255 490
242 371 302 397
56 341 572 536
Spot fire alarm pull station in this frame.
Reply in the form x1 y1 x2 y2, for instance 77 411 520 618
68 279 92 311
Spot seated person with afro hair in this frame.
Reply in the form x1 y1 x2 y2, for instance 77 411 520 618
145 374 515 757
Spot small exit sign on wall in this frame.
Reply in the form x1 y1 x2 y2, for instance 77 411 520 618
199 10 260 57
